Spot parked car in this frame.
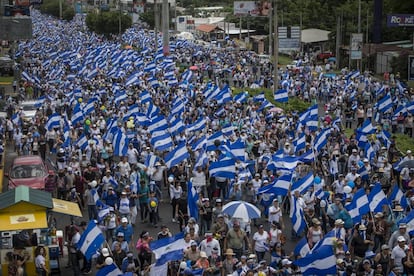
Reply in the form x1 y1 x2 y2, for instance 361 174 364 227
6 155 51 190
317 52 335 60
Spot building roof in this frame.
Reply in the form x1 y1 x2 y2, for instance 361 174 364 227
196 24 223 33
301 28 331 44
0 186 53 210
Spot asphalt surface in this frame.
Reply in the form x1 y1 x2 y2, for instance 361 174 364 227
2 142 299 275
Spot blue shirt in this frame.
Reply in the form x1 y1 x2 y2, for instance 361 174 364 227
115 224 134 243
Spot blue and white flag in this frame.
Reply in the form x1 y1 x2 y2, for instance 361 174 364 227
71 103 84 126
388 185 408 209
145 154 160 168
358 165 369 181
164 142 189 168
364 143 376 161
274 89 288 103
309 230 335 254
258 174 292 196
368 184 388 212
149 232 186 276
377 93 393 113
206 131 224 151
76 134 88 150
253 92 265 102
401 209 414 234
194 150 208 169
345 188 370 223
294 237 310 257
147 115 168 134
293 132 306 153
358 119 376 134
291 196 306 234
221 124 234 137
181 69 193 82
83 98 96 116
96 263 122 276
313 128 331 153
188 181 199 220
209 158 236 179
34 96 46 108
140 90 152 104
187 117 206 133
233 91 248 104
77 220 105 260
294 241 337 276
269 156 298 171
228 139 246 161
46 113 61 130
150 232 186 259
291 172 314 194
151 131 173 151
191 135 207 151
112 130 128 156
11 113 20 126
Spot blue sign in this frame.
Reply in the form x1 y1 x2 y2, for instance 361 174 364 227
387 14 414 27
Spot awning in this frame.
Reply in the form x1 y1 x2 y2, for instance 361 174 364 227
0 211 47 231
52 198 82 217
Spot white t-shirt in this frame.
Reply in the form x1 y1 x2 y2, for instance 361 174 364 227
268 205 282 224
253 231 270 252
391 246 406 272
35 254 46 269
269 228 282 246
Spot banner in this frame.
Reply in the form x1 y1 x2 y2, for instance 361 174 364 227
234 1 271 17
350 33 363 60
409 55 414 81
387 14 414 27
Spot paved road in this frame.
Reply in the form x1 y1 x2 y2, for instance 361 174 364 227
3 144 297 275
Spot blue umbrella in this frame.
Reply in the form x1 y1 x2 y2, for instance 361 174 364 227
221 201 261 221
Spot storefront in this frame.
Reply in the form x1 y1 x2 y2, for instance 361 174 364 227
0 186 82 275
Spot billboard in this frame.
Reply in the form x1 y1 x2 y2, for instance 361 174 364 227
350 33 363 60
234 1 271 17
409 55 414 81
278 26 301 53
387 14 414 27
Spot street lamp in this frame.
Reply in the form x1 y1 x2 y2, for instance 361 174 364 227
273 0 278 91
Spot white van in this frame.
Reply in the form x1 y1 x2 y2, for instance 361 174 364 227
258 54 271 64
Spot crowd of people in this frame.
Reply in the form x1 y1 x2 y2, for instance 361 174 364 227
3 7 414 276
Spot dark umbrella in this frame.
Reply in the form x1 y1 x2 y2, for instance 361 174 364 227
399 160 414 169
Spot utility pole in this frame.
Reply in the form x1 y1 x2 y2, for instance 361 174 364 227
273 0 278 91
162 0 169 55
154 0 159 52
357 0 361 71
268 5 272 55
118 0 122 35
59 0 63 19
335 15 341 69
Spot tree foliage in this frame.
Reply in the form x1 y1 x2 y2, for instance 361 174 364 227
86 11 132 37
39 0 75 21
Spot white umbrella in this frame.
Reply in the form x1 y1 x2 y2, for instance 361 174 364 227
221 201 261 221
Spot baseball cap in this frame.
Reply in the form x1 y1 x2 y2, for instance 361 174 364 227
101 248 110 257
398 236 406 242
281 259 292 266
117 232 124 237
121 217 128 223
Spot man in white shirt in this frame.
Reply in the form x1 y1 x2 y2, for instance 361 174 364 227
126 144 139 166
268 199 282 226
199 232 221 258
391 236 407 273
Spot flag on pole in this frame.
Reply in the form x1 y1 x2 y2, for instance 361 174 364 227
77 220 105 260
164 142 189 168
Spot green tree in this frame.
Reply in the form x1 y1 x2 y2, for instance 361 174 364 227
39 0 74 20
86 11 132 37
